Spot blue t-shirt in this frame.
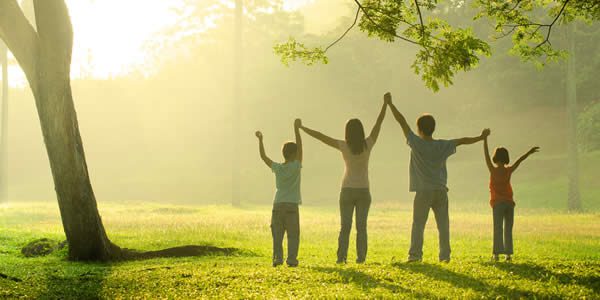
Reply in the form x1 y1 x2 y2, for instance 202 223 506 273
407 131 456 192
271 160 302 204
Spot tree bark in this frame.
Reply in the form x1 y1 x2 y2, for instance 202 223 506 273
566 22 581 212
0 0 120 260
0 42 7 203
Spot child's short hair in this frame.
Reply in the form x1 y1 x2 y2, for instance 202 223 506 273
282 142 298 161
493 147 510 165
417 114 436 136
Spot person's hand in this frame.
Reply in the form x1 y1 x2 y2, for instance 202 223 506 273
528 146 540 155
482 128 491 138
255 131 263 140
384 92 392 105
294 119 302 129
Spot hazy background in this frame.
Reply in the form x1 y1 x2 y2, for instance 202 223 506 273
3 0 599 211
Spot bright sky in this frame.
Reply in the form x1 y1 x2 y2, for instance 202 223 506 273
5 0 313 88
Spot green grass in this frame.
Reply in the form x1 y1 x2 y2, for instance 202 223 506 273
1 202 599 299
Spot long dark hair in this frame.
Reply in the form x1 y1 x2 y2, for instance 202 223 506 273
345 119 367 155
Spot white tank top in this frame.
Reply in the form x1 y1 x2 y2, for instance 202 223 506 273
337 137 375 189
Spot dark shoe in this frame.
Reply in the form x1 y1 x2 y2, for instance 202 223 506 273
273 261 283 267
287 263 298 267
407 257 422 263
336 259 347 264
356 259 366 264
506 255 512 262
492 254 500 262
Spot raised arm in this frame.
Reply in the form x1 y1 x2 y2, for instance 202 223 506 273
482 129 493 171
300 125 341 150
385 92 411 139
294 119 303 162
454 129 488 147
368 96 388 143
511 146 540 173
255 131 273 168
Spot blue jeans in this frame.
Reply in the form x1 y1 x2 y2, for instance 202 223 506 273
493 201 514 255
337 188 371 263
271 203 300 265
408 190 451 261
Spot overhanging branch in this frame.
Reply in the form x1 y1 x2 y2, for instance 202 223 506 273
325 6 361 52
0 0 39 91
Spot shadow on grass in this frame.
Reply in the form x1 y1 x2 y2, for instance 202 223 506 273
482 261 600 294
39 263 112 299
121 245 244 260
313 266 436 298
393 262 544 298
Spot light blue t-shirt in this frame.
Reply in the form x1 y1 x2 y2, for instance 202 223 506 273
407 130 456 192
271 160 302 205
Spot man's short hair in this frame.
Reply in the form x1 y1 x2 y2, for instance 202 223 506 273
417 114 436 136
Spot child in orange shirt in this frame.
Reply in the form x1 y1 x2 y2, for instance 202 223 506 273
483 131 539 262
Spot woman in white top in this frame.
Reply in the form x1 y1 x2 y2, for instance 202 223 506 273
299 93 388 263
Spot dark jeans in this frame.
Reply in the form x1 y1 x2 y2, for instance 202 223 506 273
337 188 371 263
271 202 300 265
408 190 450 261
493 201 514 255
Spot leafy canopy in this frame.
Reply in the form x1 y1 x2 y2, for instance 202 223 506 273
274 0 600 91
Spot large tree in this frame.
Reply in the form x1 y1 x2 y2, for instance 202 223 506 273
0 0 120 260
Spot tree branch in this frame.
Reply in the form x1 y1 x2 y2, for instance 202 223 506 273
534 0 570 49
33 0 74 74
414 0 425 38
325 6 361 52
0 0 39 92
353 0 420 45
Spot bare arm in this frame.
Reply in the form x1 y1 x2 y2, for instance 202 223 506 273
482 129 493 171
368 98 387 143
511 146 540 173
294 119 303 162
454 129 487 147
255 131 273 168
385 93 411 139
300 125 341 150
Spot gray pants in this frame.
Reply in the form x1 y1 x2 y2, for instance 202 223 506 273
271 202 300 265
493 201 514 255
408 190 450 261
337 188 371 263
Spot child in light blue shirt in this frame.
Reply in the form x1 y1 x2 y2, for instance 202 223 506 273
255 119 303 267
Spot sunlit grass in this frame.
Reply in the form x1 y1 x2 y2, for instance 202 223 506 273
0 202 599 298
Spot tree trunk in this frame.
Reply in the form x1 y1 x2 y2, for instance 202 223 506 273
232 0 243 206
0 42 7 203
0 0 120 260
566 22 581 212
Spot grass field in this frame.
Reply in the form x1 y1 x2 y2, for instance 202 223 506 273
0 202 599 299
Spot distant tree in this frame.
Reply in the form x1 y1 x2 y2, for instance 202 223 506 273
0 0 120 260
0 41 7 203
232 0 243 206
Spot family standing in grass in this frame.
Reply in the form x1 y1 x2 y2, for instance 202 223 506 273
255 92 539 267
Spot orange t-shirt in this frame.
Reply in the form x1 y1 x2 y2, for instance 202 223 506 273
489 167 515 207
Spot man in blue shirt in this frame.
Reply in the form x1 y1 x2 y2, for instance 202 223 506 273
385 92 489 263
255 119 303 267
